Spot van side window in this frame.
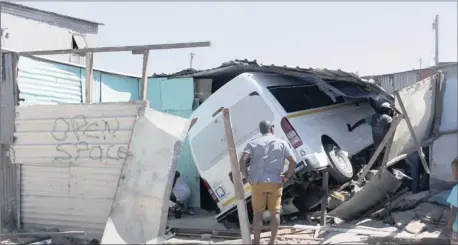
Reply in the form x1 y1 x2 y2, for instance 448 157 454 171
268 85 340 113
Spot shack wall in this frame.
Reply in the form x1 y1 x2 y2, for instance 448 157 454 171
12 101 147 239
430 64 458 189
147 77 200 207
15 56 140 105
0 53 20 233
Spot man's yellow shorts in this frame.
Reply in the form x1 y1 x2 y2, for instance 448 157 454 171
251 182 283 213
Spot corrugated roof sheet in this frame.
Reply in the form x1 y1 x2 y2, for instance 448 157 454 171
151 59 361 80
150 59 391 98
1 1 104 26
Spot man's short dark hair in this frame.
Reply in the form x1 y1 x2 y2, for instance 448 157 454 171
259 121 273 134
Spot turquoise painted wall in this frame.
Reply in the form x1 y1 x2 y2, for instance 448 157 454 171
18 56 141 105
147 77 200 207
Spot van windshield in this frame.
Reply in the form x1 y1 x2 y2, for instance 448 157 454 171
268 84 343 113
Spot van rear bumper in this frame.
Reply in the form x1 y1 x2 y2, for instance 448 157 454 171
297 154 323 173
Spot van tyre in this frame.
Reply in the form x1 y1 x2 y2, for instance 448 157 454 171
324 143 353 183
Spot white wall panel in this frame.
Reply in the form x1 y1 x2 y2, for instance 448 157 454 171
11 101 147 239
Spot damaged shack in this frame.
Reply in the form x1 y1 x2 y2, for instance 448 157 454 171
153 60 396 224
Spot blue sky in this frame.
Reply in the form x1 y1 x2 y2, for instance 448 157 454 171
22 2 458 76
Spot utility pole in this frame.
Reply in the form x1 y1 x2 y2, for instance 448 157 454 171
189 52 195 68
418 57 422 69
432 14 439 66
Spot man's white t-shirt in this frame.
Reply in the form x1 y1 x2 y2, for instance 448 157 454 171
173 177 191 203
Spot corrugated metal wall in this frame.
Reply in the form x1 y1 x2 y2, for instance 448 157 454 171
1 3 98 64
17 57 83 105
368 67 437 94
0 53 20 233
12 101 147 239
17 56 141 105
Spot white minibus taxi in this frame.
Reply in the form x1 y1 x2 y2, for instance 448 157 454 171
188 72 375 222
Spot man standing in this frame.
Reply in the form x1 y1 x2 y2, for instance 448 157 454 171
239 121 297 245
347 101 393 167
347 101 393 150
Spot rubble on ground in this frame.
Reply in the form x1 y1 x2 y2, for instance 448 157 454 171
163 187 454 245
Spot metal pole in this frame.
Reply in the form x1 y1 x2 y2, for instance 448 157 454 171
222 108 251 244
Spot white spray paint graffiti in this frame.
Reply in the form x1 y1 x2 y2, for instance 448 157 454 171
51 115 133 164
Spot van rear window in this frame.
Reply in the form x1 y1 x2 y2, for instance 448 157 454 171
191 94 274 172
268 84 343 113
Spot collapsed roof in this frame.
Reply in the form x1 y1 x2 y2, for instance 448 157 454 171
150 59 392 99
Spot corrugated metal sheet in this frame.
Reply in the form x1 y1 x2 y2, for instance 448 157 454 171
0 145 19 233
11 101 148 239
1 12 98 64
0 53 20 233
368 67 438 94
1 2 100 34
17 57 83 105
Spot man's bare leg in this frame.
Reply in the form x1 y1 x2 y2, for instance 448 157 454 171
252 211 263 244
268 211 280 244
253 193 267 245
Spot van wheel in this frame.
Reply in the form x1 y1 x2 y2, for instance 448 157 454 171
324 143 353 183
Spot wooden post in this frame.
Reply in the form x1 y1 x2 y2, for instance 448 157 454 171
85 52 94 103
378 124 397 177
393 91 431 174
320 170 329 227
432 73 445 138
222 108 251 244
140 50 149 101
356 115 403 186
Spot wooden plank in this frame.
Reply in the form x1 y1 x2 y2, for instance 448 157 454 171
85 52 94 104
320 170 329 227
432 73 445 138
140 50 150 101
378 126 396 178
0 53 16 144
356 115 403 186
222 108 251 244
394 90 431 174
15 41 211 56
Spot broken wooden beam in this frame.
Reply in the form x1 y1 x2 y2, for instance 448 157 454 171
292 224 391 236
0 230 85 238
140 50 150 101
15 41 211 56
356 115 403 186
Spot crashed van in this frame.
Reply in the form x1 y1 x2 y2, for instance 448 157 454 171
186 62 391 222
